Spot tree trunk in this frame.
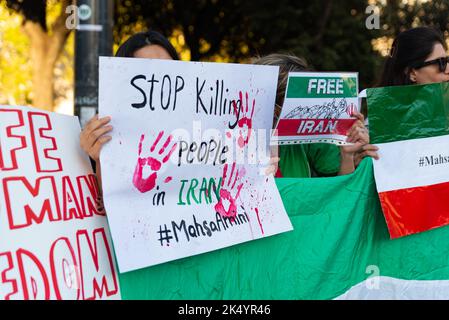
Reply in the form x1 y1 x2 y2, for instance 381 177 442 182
28 29 56 111
23 0 72 112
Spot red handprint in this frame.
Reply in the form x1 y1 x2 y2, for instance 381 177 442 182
233 91 255 148
132 131 177 193
214 162 244 219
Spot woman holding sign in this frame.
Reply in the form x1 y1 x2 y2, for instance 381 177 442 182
254 53 374 177
79 31 179 190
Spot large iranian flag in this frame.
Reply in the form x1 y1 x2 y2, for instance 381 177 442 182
117 159 449 300
368 82 449 239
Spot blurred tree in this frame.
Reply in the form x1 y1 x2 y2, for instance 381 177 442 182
381 0 449 35
3 0 74 111
114 0 449 88
1 0 448 112
0 4 33 105
114 0 385 88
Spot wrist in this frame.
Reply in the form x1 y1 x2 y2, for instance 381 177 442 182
340 148 356 159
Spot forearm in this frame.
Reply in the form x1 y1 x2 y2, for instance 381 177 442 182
338 151 355 176
95 161 103 195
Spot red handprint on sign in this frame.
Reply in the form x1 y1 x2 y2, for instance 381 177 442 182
214 162 244 219
132 131 177 193
233 91 255 148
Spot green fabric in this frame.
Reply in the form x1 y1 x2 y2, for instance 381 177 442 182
118 158 449 299
278 143 341 178
367 82 449 144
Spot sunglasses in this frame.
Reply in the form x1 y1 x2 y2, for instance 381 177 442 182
411 56 449 72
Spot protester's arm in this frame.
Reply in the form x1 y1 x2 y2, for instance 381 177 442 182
354 144 379 167
263 144 280 176
338 152 356 175
264 156 281 176
338 111 370 175
95 161 103 194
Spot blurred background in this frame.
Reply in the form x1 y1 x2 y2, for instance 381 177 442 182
0 0 447 116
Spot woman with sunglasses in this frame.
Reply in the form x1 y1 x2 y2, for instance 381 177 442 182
356 26 449 164
380 26 449 86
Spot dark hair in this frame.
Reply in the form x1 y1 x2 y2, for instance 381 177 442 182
115 30 179 60
253 53 309 127
379 27 446 87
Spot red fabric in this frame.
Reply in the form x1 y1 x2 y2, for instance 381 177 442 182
275 166 283 178
378 181 449 239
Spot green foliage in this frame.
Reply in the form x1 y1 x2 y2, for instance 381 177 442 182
0 0 73 112
114 0 449 89
0 3 33 105
1 0 449 109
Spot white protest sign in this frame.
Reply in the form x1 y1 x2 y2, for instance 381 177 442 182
273 72 359 145
99 57 293 273
0 105 120 300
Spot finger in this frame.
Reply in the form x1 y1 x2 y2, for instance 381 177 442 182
87 125 113 147
359 150 379 160
90 135 112 161
347 127 359 143
85 116 111 132
355 120 364 128
80 115 97 139
82 118 111 145
351 128 369 145
84 114 99 128
348 129 359 142
362 144 379 151
269 157 280 165
265 164 276 176
349 121 364 137
80 129 91 152
346 126 355 142
350 119 364 128
352 111 364 122
347 120 364 140
342 142 363 153
356 127 366 134
363 151 379 160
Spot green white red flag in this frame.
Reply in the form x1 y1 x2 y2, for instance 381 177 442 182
368 82 449 239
